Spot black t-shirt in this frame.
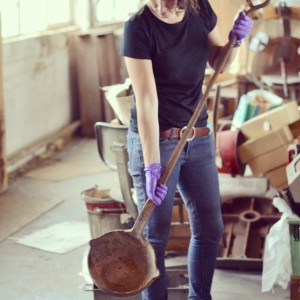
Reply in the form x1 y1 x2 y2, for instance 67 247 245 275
120 0 217 132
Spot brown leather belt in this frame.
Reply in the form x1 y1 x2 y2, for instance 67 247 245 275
160 126 210 141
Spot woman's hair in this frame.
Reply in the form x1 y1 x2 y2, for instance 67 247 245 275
177 0 200 13
138 0 200 14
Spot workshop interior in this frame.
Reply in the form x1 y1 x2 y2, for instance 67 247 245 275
0 0 300 299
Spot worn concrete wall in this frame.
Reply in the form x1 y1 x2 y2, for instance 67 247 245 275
3 32 77 156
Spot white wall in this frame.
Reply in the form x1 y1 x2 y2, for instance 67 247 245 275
3 31 76 156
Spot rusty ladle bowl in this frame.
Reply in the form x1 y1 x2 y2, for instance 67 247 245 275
88 200 159 296
88 0 271 296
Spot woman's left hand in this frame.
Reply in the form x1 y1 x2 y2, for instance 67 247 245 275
229 12 253 47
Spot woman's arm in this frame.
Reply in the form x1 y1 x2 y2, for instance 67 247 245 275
207 25 238 72
208 12 253 72
124 57 160 166
125 57 168 206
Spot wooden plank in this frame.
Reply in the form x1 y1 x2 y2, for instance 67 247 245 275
75 35 102 137
75 28 127 135
78 24 123 37
167 198 190 253
96 33 118 123
106 33 122 84
0 14 8 193
261 5 300 20
171 202 189 223
166 223 190 253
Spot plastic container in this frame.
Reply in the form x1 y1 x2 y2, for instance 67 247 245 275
81 186 126 238
288 219 300 276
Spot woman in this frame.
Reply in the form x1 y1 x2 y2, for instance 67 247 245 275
120 1 253 299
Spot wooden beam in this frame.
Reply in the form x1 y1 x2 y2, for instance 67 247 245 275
75 34 102 137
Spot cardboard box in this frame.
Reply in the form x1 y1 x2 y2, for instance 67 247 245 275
241 101 300 139
265 164 288 189
248 144 289 176
238 126 293 163
290 119 300 138
286 153 300 203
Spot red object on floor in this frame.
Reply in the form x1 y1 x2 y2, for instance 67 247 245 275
216 129 246 176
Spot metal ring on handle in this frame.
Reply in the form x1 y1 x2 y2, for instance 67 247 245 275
180 126 195 142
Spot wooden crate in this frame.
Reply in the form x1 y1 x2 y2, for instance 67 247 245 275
166 194 190 254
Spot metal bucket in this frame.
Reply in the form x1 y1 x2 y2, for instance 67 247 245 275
81 187 127 238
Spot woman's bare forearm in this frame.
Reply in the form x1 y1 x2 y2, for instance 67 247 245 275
124 57 161 166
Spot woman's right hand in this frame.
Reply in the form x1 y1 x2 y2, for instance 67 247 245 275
228 11 253 47
144 163 168 206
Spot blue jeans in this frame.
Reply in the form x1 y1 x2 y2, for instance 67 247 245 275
127 128 224 300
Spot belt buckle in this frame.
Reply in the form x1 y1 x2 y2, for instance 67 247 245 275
180 126 195 142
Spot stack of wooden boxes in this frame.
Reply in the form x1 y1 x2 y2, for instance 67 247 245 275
237 101 300 189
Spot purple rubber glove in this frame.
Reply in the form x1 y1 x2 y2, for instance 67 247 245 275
229 11 253 47
144 163 168 206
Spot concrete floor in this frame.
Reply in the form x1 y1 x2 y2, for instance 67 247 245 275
0 138 291 300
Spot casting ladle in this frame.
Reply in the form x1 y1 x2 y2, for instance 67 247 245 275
88 0 270 296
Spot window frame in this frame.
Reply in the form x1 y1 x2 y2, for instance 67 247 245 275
90 0 140 28
0 0 74 40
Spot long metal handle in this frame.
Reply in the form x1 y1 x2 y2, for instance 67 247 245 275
132 199 155 237
132 0 271 237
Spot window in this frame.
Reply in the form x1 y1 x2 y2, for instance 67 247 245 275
95 0 139 23
0 0 72 38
